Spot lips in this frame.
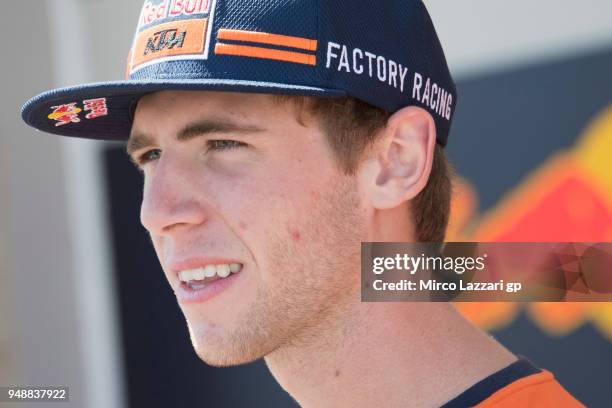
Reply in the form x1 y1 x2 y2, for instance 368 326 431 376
169 258 245 304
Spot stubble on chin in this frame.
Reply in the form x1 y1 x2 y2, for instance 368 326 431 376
188 177 366 367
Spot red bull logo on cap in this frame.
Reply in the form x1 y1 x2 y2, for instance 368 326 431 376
48 103 82 127
169 0 211 17
129 0 217 75
138 0 212 30
83 98 108 120
47 99 109 127
139 1 168 29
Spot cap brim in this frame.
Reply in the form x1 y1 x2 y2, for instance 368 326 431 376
21 79 347 141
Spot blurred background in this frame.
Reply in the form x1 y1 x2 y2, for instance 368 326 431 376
1 0 611 407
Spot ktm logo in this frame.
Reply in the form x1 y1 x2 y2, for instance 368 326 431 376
144 29 186 55
128 17 209 75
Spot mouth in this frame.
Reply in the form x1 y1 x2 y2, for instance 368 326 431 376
178 263 243 290
173 262 244 304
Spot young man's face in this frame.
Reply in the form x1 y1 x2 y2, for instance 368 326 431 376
130 91 367 366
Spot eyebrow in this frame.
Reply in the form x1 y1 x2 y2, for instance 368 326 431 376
126 119 266 157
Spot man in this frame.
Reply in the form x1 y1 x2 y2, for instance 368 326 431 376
22 0 584 406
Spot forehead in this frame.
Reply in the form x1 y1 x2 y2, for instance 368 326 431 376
134 90 287 124
130 90 312 144
129 90 318 152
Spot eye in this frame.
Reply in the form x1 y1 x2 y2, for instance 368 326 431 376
136 149 162 166
207 140 247 151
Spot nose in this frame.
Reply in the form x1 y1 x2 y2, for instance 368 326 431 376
140 154 208 237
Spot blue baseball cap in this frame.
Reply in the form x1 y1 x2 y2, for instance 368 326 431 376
21 0 457 146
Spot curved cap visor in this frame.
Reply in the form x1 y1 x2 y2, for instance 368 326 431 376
21 79 346 141
21 0 457 145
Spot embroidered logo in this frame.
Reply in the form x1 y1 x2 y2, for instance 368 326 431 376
144 29 187 55
47 99 109 126
83 98 108 119
127 0 217 76
48 103 82 127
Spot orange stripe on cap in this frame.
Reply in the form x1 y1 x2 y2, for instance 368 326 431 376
217 29 317 51
215 43 316 66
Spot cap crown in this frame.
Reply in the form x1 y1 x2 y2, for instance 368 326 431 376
23 0 456 144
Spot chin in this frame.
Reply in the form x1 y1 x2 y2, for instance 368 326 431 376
193 345 261 367
187 321 271 367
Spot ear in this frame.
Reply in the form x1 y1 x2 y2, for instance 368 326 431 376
360 106 436 209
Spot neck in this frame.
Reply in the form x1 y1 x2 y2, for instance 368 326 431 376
264 301 516 408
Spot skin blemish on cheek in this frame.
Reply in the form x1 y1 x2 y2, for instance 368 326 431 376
289 227 301 242
239 220 248 230
334 369 341 378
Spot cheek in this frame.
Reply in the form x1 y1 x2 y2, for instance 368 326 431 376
284 188 326 242
228 175 319 258
152 237 166 258
204 149 342 255
150 236 170 274
289 228 301 242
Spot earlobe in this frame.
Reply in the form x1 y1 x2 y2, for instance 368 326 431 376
364 107 436 210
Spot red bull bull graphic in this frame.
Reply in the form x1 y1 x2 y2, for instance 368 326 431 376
449 105 612 340
47 103 82 127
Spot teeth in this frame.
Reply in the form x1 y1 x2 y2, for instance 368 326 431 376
179 263 243 282
179 268 206 282
204 265 216 278
216 264 231 278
